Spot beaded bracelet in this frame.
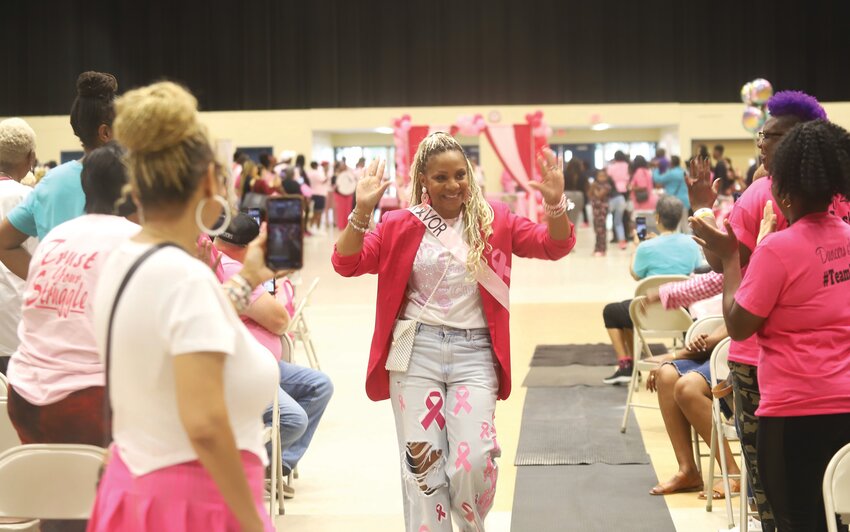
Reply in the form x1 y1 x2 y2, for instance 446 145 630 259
544 193 569 218
225 273 253 313
347 212 370 233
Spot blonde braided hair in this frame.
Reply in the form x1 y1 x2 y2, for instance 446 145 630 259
409 132 494 274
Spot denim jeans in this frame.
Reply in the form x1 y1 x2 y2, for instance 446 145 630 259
263 360 334 473
609 194 627 241
390 323 500 532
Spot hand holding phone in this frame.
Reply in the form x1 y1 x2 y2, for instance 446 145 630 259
266 196 304 270
635 216 648 241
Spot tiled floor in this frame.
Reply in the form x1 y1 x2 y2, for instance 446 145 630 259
276 223 737 531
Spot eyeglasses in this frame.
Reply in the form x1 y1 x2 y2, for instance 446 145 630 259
757 131 784 142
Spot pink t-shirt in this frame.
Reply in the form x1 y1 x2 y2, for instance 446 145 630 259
215 253 282 361
726 177 788 366
307 168 329 197
735 212 850 417
606 161 630 194
629 168 657 211
7 214 139 405
727 178 850 366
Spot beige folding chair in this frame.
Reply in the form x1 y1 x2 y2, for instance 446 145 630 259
633 274 690 298
684 315 725 476
621 296 693 433
286 277 320 370
0 444 105 520
631 275 689 371
824 441 850 532
705 337 750 530
266 334 298 518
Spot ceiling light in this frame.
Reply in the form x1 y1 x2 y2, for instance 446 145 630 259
591 123 611 131
374 127 394 134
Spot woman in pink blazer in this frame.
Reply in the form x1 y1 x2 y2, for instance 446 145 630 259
332 133 575 531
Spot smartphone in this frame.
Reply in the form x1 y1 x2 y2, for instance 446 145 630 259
636 215 648 241
246 207 262 226
266 196 304 270
263 277 276 295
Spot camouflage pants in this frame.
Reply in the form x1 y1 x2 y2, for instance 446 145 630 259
729 361 775 531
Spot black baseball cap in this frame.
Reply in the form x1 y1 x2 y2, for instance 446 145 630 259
217 213 260 246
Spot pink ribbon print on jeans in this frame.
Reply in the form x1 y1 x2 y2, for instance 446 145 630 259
455 442 472 472
462 502 475 522
420 390 446 431
453 386 472 416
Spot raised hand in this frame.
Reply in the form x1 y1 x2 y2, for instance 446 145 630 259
354 159 390 213
691 217 739 262
687 157 718 211
529 147 565 204
757 200 778 245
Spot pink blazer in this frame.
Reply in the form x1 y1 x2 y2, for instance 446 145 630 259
332 201 576 401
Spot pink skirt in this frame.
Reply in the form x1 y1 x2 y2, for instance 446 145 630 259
87 449 273 532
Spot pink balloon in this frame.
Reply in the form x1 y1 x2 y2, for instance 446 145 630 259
534 110 543 120
525 113 533 123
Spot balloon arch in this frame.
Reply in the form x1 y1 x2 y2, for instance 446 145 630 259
391 111 553 221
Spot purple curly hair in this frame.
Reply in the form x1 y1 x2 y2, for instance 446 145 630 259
767 90 828 121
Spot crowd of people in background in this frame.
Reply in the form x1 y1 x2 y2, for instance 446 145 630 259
1 67 849 532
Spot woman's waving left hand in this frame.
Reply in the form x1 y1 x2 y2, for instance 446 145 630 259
529 147 565 204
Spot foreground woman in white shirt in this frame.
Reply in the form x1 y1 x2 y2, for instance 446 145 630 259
88 82 277 532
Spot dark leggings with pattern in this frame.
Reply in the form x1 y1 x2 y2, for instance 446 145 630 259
729 361 775 532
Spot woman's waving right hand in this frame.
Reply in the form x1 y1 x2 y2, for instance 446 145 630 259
687 156 719 211
354 159 390 213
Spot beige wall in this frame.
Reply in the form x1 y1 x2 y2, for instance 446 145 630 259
9 101 850 192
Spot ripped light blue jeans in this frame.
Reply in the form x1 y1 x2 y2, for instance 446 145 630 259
390 323 501 532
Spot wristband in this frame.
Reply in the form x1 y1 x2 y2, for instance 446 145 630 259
693 208 715 220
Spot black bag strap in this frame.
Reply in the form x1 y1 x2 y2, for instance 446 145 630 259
102 242 180 445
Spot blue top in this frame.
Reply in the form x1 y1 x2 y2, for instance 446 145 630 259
633 233 702 279
653 167 689 209
7 160 85 239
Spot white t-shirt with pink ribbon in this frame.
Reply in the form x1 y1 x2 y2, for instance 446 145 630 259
7 214 139 405
403 216 487 329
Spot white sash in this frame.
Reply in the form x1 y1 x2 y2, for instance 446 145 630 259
407 204 510 310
